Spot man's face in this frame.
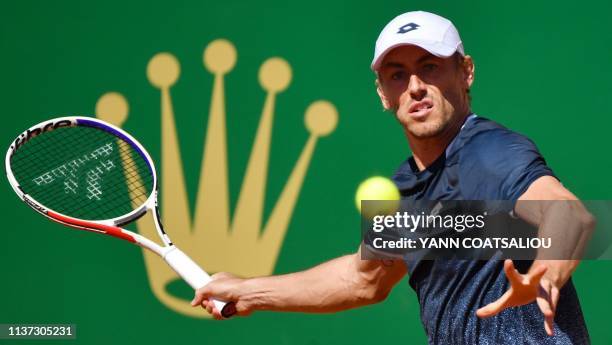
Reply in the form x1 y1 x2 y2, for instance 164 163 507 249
376 45 473 139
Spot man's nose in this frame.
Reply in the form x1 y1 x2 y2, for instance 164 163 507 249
407 74 427 100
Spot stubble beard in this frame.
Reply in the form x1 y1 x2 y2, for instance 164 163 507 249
395 108 452 139
404 118 449 139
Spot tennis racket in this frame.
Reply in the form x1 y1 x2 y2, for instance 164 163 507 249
5 116 236 318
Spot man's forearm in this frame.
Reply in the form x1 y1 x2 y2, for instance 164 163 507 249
516 177 596 288
234 253 406 313
529 201 595 287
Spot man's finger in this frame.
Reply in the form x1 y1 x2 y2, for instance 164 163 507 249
544 315 554 336
551 287 559 312
191 289 210 306
536 282 553 315
476 289 513 318
536 284 555 336
503 259 523 286
200 299 211 311
211 307 223 320
536 294 554 318
546 284 559 336
528 265 547 285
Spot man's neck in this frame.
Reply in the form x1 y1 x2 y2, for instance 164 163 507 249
406 112 470 171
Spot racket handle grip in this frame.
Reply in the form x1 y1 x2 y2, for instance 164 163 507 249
163 247 237 318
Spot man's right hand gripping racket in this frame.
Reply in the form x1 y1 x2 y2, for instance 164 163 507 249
5 116 236 318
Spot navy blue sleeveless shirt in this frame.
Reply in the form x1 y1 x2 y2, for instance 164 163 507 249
393 115 590 344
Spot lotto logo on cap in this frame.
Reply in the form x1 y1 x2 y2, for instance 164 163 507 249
371 11 465 71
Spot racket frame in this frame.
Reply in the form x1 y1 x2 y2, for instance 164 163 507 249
6 116 235 317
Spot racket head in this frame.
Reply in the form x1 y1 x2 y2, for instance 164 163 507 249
5 116 158 228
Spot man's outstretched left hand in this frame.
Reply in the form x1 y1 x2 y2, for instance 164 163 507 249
476 259 559 336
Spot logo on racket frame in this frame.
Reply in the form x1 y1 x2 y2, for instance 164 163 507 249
12 119 73 151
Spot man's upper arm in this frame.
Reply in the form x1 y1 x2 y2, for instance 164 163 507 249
518 175 577 201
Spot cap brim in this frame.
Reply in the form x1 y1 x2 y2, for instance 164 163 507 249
371 40 459 71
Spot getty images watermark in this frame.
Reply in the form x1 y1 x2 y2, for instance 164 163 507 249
360 200 610 260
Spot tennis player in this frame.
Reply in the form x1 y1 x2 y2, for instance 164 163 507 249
192 11 593 344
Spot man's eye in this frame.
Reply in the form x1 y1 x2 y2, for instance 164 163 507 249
391 71 406 80
423 63 438 72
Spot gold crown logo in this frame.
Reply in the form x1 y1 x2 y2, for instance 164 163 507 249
94 39 338 318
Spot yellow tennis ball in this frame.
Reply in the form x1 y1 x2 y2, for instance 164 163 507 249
355 176 400 218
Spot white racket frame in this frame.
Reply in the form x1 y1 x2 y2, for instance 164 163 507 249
5 116 234 317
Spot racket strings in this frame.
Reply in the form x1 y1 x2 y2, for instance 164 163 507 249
10 125 154 220
36 141 150 202
13 128 152 218
32 143 151 218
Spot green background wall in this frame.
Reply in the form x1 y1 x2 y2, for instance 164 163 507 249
1 1 610 344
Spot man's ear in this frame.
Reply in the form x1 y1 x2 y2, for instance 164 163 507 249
462 55 475 89
376 78 392 110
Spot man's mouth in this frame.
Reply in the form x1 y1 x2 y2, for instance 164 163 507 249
407 100 434 119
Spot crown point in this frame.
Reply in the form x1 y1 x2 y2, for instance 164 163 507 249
259 57 291 92
305 100 338 137
204 39 236 74
95 92 129 126
147 53 180 88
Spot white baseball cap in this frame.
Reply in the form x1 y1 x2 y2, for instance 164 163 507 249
371 11 465 71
